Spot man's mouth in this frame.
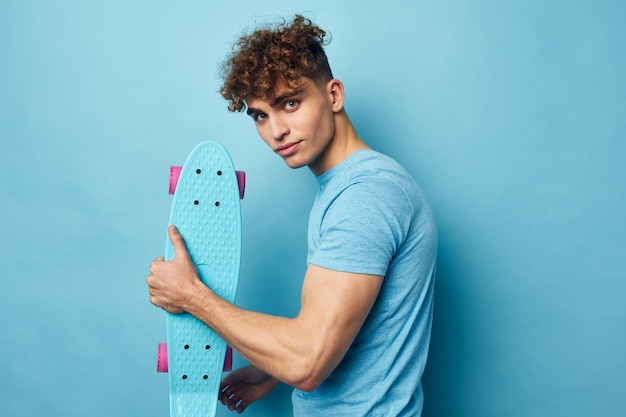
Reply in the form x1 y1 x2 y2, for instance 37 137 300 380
276 141 301 157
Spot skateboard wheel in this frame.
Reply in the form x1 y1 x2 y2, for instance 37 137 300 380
236 171 246 199
223 346 233 372
169 166 182 195
157 342 168 373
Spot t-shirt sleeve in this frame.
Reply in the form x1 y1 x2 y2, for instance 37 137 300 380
308 179 413 276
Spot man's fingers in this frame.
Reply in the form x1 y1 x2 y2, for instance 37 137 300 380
168 225 190 259
148 256 165 276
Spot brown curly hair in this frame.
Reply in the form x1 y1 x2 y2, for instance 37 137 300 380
219 15 333 112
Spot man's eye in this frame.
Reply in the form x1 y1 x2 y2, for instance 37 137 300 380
285 100 298 110
254 113 267 122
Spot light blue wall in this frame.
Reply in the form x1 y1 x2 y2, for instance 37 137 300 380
1 1 624 416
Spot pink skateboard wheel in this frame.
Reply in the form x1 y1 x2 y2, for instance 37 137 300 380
236 171 246 199
223 346 233 372
169 166 182 195
157 342 168 372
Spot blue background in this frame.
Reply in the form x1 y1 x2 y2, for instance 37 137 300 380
1 1 624 416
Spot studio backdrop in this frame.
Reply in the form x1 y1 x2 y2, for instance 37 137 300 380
1 1 624 416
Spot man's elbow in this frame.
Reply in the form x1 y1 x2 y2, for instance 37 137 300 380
291 372 325 392
286 357 329 392
281 333 343 392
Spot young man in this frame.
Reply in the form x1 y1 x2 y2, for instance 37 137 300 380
147 15 437 416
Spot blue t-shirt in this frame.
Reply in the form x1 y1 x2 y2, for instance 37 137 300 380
292 150 438 417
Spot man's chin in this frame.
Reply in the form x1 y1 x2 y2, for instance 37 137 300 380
281 157 308 170
285 163 307 170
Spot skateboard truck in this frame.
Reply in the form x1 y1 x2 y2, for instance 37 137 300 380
170 165 246 199
157 343 233 373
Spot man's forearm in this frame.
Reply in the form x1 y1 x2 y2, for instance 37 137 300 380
184 281 323 390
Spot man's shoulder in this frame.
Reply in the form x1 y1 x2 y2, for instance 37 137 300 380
332 151 411 186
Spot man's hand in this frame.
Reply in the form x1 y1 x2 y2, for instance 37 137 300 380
146 225 203 314
219 366 280 413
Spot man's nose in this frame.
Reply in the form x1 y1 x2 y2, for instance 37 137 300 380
269 115 289 140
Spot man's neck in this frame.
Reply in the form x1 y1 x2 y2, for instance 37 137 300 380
309 111 370 176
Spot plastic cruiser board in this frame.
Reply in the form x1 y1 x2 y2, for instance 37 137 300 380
157 141 245 417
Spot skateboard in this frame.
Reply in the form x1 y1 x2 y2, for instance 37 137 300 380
156 141 245 417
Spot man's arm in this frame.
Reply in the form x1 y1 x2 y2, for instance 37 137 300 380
147 225 382 391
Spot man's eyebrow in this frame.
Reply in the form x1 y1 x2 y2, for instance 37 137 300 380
270 89 303 108
246 89 304 116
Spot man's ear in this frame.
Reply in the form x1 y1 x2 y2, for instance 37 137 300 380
327 79 345 112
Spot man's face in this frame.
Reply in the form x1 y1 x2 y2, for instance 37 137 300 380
245 78 337 174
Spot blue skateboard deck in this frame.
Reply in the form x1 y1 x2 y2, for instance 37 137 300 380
160 141 244 417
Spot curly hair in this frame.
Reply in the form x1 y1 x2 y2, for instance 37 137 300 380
219 15 333 112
